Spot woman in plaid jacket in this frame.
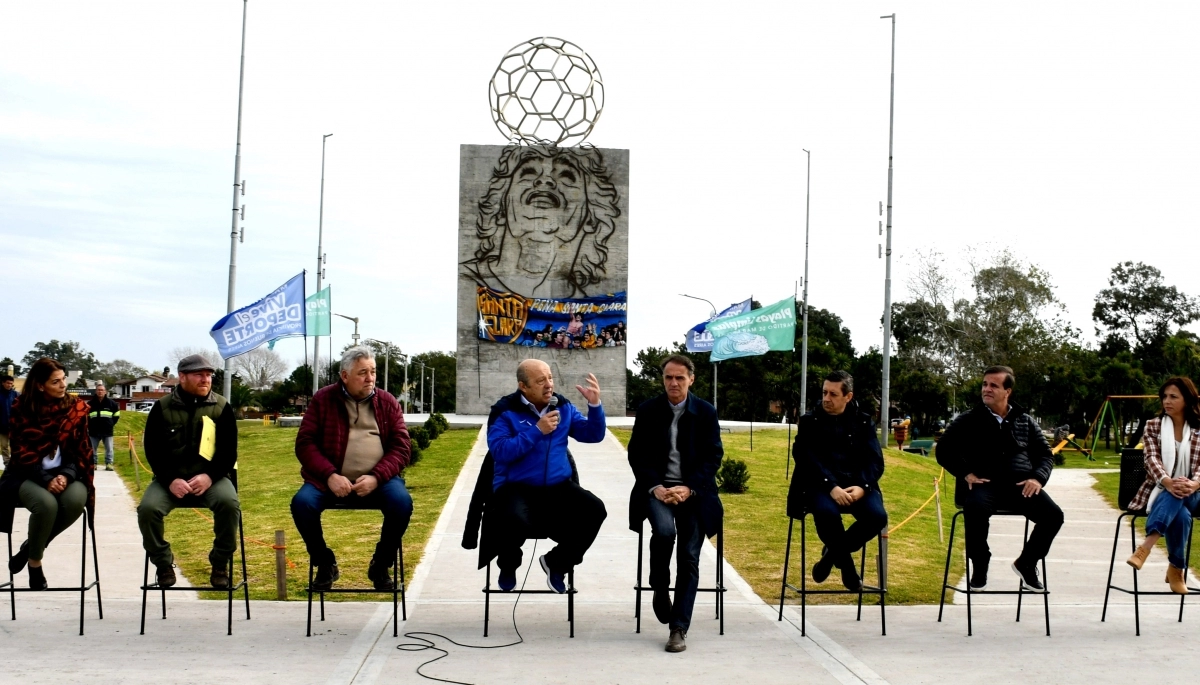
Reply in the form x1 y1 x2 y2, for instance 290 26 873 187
1126 377 1200 594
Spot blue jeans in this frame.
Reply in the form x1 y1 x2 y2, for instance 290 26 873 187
1145 490 1200 569
807 488 888 568
90 436 114 465
646 495 704 632
290 477 413 564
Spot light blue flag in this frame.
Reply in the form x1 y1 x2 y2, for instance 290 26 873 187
210 273 306 359
684 298 752 353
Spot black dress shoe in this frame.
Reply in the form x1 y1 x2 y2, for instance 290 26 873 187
840 563 862 591
8 540 29 575
812 546 834 583
28 565 47 591
210 565 230 589
156 564 177 588
368 558 395 591
652 588 672 625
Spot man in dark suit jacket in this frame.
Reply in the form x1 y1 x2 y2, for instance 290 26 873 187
788 370 886 591
628 353 723 654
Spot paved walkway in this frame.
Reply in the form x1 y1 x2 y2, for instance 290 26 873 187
2 433 1199 684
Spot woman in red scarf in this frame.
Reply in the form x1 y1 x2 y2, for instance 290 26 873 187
0 358 94 589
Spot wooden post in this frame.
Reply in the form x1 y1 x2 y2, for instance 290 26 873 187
130 435 142 491
275 530 288 601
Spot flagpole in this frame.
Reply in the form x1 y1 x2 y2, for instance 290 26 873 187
879 13 896 448
313 133 333 395
223 0 249 400
800 149 812 417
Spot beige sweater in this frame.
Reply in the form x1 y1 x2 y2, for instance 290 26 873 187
341 395 385 481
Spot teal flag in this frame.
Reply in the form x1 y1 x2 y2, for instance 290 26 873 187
706 296 796 361
306 286 331 336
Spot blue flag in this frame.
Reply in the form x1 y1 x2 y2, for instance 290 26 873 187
684 298 752 353
210 273 306 359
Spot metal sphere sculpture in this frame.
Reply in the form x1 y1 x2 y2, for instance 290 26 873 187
489 37 604 147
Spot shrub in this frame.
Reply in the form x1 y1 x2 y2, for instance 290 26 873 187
409 424 431 450
409 444 422 465
430 412 450 433
716 458 751 494
424 416 443 439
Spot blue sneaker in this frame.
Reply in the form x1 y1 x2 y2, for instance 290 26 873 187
497 567 517 592
539 555 567 594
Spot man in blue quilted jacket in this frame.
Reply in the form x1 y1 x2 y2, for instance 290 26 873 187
486 359 608 594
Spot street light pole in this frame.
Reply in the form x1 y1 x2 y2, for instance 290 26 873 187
800 149 812 418
222 0 249 400
680 293 719 414
313 133 332 395
418 362 425 413
333 313 360 347
879 13 897 448
431 367 435 415
403 358 410 412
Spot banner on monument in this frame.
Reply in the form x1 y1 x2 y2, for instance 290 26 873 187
306 286 331 336
210 273 306 359
684 298 753 353
476 286 627 349
707 296 796 361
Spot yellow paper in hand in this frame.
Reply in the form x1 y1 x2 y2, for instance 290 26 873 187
199 416 217 461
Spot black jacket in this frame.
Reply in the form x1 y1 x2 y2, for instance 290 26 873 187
86 396 121 438
627 393 724 538
787 403 884 519
935 401 1053 506
144 387 238 487
461 391 580 569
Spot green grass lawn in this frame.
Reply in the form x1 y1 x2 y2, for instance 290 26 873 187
112 413 478 600
609 427 963 605
1091 471 1200 578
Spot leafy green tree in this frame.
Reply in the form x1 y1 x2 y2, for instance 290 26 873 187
22 340 99 378
0 357 23 376
409 351 456 414
1093 261 1199 352
95 359 150 388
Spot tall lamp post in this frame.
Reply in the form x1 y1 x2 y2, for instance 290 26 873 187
333 313 360 348
365 339 396 395
417 361 426 413
312 133 333 395
680 293 719 414
430 367 435 415
799 149 812 419
222 0 249 400
879 13 897 447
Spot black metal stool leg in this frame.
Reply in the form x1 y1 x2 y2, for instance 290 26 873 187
1041 556 1050 637
636 526 643 633
568 569 575 639
483 562 491 638
140 552 149 635
399 544 408 623
800 514 807 637
89 511 103 620
856 545 866 622
239 516 250 620
78 516 87 636
878 532 887 636
7 532 14 620
306 561 314 637
938 511 959 622
1101 513 1124 622
778 518 793 621
1016 519 1029 623
717 525 724 636
1131 516 1141 636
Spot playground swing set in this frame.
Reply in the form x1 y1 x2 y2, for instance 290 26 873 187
1066 395 1159 462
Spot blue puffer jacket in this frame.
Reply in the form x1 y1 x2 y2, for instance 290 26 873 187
486 391 606 490
0 388 17 434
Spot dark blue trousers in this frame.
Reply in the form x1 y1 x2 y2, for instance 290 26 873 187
290 476 413 564
807 488 887 568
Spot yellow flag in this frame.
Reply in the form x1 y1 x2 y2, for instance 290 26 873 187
199 416 217 460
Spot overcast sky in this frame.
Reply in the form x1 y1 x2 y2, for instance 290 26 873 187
2 1 1198 375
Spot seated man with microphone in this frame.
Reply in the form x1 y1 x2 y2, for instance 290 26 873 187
486 359 608 593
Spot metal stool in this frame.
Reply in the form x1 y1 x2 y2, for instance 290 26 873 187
777 513 887 636
937 509 1050 636
482 539 576 638
632 519 726 635
305 501 406 638
139 509 250 636
1101 447 1200 635
2 507 103 635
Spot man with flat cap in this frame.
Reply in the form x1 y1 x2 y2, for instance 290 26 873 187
137 354 240 588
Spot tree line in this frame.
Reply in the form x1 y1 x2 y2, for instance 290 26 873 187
628 253 1200 438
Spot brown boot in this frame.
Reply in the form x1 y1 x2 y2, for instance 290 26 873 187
1166 565 1188 595
1127 546 1151 570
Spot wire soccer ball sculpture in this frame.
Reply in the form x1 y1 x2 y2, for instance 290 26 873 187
489 37 604 147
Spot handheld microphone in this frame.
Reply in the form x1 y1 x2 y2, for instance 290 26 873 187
548 396 559 409
544 395 558 486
